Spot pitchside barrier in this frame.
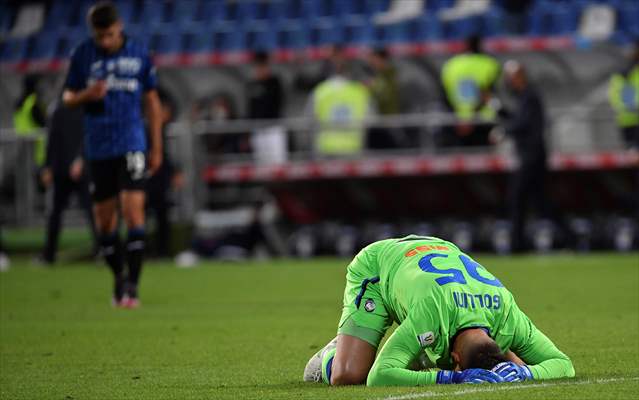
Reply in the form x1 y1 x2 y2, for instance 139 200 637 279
1 110 637 253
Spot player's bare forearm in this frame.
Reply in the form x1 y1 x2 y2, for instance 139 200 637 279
63 82 107 108
144 89 163 174
62 89 87 108
513 320 575 380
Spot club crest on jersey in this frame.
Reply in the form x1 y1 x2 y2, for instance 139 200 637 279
417 331 435 347
364 299 376 312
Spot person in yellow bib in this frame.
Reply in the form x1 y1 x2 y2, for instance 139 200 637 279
307 47 373 156
608 41 639 150
13 74 47 168
441 35 500 147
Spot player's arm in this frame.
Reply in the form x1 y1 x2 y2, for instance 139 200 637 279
141 49 162 175
63 83 107 108
62 47 106 108
144 89 162 175
507 307 575 381
367 301 501 387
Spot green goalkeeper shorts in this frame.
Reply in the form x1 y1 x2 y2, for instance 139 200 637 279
337 243 393 348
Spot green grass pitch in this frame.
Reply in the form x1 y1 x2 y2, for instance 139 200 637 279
1 253 638 399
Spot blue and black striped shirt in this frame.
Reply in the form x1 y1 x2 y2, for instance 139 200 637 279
64 35 157 160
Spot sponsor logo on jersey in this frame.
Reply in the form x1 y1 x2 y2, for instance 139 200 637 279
417 331 435 347
405 245 450 257
364 298 376 312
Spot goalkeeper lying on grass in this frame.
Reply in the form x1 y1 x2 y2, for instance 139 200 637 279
303 235 575 386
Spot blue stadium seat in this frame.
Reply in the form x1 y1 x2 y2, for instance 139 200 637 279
246 24 278 51
548 3 579 35
183 31 214 54
277 23 311 49
169 0 198 26
43 1 72 32
213 28 247 52
114 0 135 24
309 22 344 46
0 2 13 34
151 32 183 54
444 16 482 39
0 38 28 62
379 22 412 45
417 14 444 41
29 32 60 60
278 0 304 21
67 1 94 28
482 7 505 38
332 0 369 18
617 1 639 36
342 20 375 46
302 0 332 21
527 4 553 36
58 27 86 50
426 0 455 13
251 0 289 23
126 25 152 48
364 0 392 16
198 0 227 24
135 0 166 27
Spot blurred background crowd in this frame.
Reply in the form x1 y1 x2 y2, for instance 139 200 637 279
0 0 637 266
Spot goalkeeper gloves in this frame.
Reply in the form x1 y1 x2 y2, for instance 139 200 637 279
436 369 505 384
492 362 533 382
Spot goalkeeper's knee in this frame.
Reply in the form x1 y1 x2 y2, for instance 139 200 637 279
321 347 337 385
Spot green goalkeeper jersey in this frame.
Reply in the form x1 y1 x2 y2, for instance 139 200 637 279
360 236 574 386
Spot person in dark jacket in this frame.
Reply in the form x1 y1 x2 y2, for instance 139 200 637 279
246 51 286 163
498 60 572 252
40 100 97 264
145 88 183 257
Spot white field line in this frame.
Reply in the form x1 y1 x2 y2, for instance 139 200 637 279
374 376 639 400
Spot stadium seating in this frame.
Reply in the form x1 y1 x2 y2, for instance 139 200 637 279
0 0 636 64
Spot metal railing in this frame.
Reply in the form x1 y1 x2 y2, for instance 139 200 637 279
0 106 623 226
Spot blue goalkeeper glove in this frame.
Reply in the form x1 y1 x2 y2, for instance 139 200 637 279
492 362 533 382
436 369 505 384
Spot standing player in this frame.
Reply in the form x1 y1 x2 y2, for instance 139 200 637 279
304 236 574 386
62 2 162 308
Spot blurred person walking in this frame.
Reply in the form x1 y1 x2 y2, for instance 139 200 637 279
62 2 162 307
366 48 404 150
441 35 500 147
246 51 286 164
307 47 373 156
608 41 639 150
496 61 573 252
146 88 183 258
13 74 47 168
39 99 97 265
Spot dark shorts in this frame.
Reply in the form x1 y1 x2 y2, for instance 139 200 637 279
87 152 147 202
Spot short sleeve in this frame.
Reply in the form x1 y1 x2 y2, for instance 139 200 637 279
64 46 86 91
140 51 157 92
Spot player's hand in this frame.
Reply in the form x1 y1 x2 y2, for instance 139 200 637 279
69 158 83 181
437 369 505 384
171 171 185 190
84 81 107 101
492 361 533 382
147 149 163 176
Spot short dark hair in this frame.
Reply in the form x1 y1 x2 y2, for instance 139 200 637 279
253 51 270 65
373 48 389 59
461 341 508 370
466 34 482 53
88 1 120 29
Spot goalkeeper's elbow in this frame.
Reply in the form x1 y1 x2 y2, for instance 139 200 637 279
366 365 395 387
366 368 384 387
